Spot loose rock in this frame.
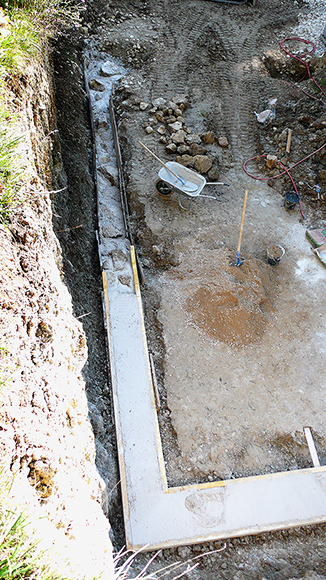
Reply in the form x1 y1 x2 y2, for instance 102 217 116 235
168 100 178 111
173 94 189 110
194 155 213 173
202 131 215 144
168 121 183 134
139 101 149 110
171 130 186 144
218 136 229 147
166 143 177 153
156 112 165 123
145 126 153 134
208 166 220 181
152 97 166 109
185 133 202 145
177 145 191 154
190 143 207 156
99 61 122 76
176 154 195 167
89 79 105 92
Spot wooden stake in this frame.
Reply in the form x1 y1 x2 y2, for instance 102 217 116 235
286 129 292 154
149 353 161 412
303 426 320 467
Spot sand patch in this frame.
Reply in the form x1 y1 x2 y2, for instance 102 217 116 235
181 251 278 347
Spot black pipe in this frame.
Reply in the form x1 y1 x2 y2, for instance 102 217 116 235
109 96 146 285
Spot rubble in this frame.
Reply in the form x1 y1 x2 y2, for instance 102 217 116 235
202 131 215 144
138 94 224 176
218 136 229 147
89 78 105 91
193 154 213 173
165 143 177 153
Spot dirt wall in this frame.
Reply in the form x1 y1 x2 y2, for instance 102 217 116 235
0 45 114 579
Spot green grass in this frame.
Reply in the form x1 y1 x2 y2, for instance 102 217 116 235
0 8 35 222
0 0 86 223
0 108 22 223
0 474 64 580
0 510 47 579
0 14 38 74
0 0 86 38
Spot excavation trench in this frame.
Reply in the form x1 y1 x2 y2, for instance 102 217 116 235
53 0 326 574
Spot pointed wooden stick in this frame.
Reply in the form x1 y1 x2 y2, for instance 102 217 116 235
286 129 293 154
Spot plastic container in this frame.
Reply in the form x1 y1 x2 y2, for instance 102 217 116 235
267 244 285 266
284 191 300 210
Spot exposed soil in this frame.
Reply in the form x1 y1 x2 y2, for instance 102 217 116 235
51 34 122 538
52 0 326 577
0 51 113 577
183 253 276 347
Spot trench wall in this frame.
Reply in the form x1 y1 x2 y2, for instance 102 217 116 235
0 46 114 580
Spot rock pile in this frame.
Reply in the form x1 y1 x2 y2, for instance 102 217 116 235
142 94 229 181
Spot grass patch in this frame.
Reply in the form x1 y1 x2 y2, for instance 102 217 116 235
0 13 38 75
0 108 22 223
0 8 34 222
0 0 86 38
0 510 56 579
0 474 64 580
0 0 86 223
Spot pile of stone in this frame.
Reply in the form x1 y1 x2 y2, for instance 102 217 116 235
141 95 228 181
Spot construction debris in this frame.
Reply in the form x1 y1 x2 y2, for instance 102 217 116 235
254 98 277 123
306 228 326 268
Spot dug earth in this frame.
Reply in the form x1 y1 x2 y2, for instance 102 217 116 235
0 51 114 579
2 0 326 578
